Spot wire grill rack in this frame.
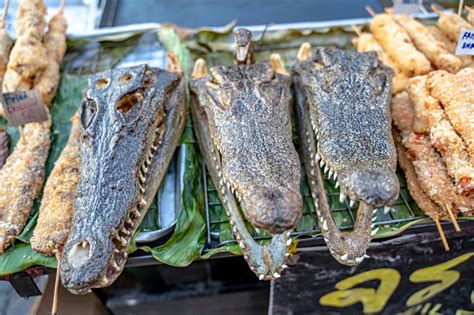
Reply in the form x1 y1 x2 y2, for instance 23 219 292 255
59 29 425 254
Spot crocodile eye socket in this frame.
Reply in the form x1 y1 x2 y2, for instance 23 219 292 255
119 73 133 85
95 77 110 89
373 73 387 95
80 99 97 129
117 91 144 113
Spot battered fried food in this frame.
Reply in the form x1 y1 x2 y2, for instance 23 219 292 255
427 70 474 158
436 9 474 42
407 75 473 195
31 113 80 256
0 119 51 254
34 9 67 106
393 15 461 73
427 26 473 68
352 32 409 93
370 14 431 76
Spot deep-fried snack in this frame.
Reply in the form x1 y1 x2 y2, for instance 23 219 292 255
427 26 473 68
437 10 473 42
0 26 12 90
34 9 67 106
393 15 461 73
352 32 408 93
427 70 474 158
370 14 431 76
407 75 473 195
31 113 80 256
0 118 51 254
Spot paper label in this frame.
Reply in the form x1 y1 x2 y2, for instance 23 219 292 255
2 90 48 126
392 0 423 14
455 30 474 55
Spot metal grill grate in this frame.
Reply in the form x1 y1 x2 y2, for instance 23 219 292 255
203 160 424 250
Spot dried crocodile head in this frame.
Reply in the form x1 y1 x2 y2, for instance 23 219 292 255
60 57 186 294
190 28 302 279
293 44 398 265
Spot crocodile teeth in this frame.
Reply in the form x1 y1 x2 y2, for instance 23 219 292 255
339 193 346 203
113 248 120 254
139 186 145 194
324 165 329 174
316 133 320 140
384 206 391 214
364 254 370 258
285 252 290 257
273 273 281 279
140 198 147 206
340 254 348 260
133 208 141 218
310 160 314 167
121 228 130 236
333 172 337 180
120 237 127 247
112 261 120 271
355 257 364 263
239 241 245 249
286 238 292 246
349 199 355 208
320 160 325 167
372 209 378 214
255 227 261 233
372 216 377 222
281 264 288 269
259 274 265 280
328 170 333 179
335 181 339 188
371 228 379 236
315 153 321 162
138 172 146 183
151 145 157 151
141 165 148 173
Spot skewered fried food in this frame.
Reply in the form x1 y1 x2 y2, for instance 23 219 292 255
0 119 51 255
407 76 473 195
427 70 474 158
427 26 473 68
0 1 13 91
370 14 431 76
436 8 474 42
35 9 67 106
391 93 451 220
467 6 474 25
31 113 80 256
393 15 461 73
352 32 408 93
7 0 48 83
0 128 8 168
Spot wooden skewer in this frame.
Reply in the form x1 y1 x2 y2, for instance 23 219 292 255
60 0 66 12
431 4 443 16
1 0 10 29
458 0 464 16
351 25 362 36
433 217 450 251
365 5 376 17
52 251 61 315
445 204 461 232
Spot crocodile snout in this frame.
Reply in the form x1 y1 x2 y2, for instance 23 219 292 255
242 186 302 234
348 169 399 207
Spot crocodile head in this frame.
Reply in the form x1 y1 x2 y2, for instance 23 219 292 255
295 46 399 208
190 29 302 280
194 55 302 234
60 58 185 294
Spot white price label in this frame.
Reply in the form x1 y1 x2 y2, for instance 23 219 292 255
455 30 474 55
1 90 48 126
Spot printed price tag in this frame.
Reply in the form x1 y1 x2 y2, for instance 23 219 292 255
392 0 423 14
455 30 474 55
2 90 48 126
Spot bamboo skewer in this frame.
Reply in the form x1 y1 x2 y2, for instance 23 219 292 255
431 4 443 16
351 25 362 36
365 5 376 17
433 217 450 251
1 0 10 28
458 0 464 16
52 252 61 315
60 0 65 12
445 204 461 232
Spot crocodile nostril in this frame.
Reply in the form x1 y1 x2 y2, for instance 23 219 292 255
95 77 110 89
119 73 133 85
68 241 91 268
